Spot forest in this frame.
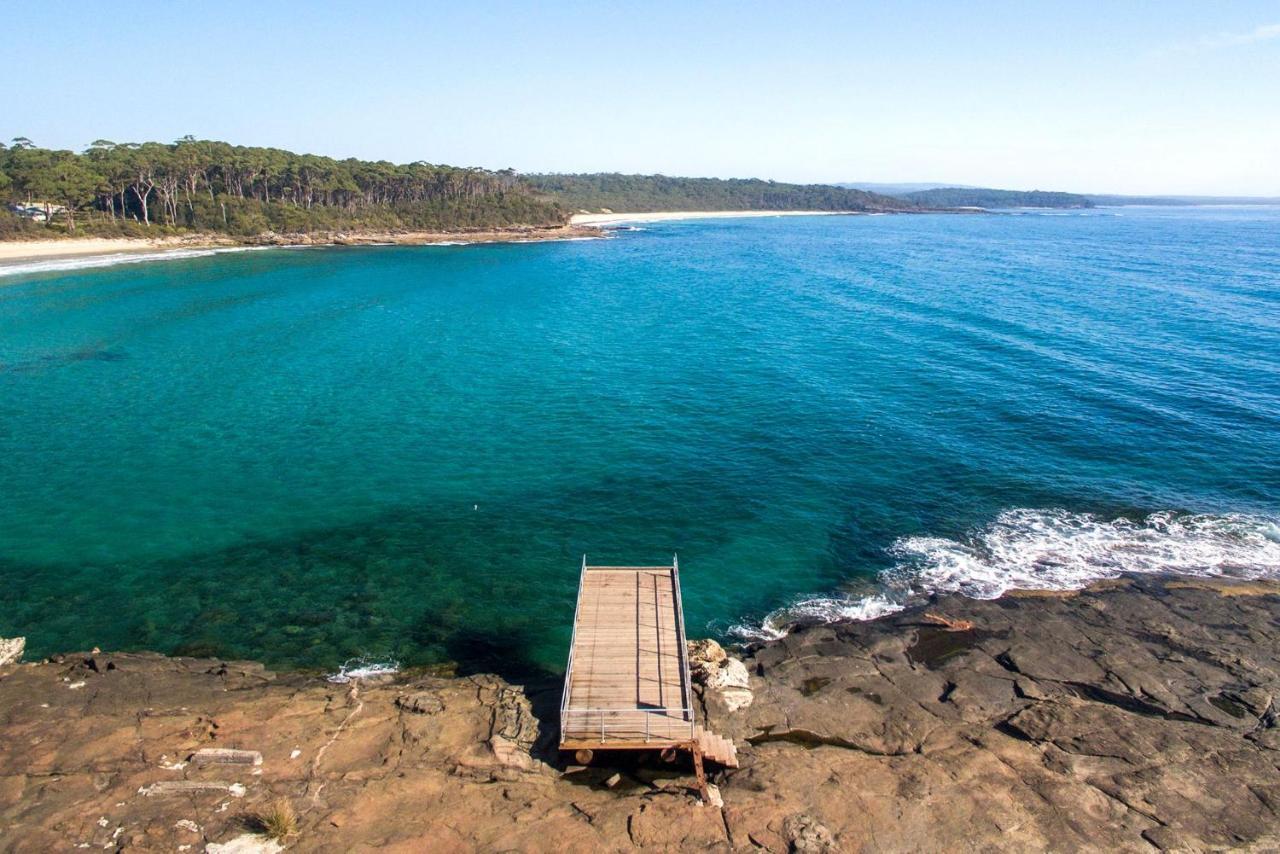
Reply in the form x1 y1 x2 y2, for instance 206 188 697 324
527 173 916 213
901 187 1093 209
0 137 925 240
0 137 568 238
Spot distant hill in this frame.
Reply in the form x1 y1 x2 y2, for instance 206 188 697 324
902 187 1093 209
526 173 918 214
1087 194 1280 206
839 181 1280 208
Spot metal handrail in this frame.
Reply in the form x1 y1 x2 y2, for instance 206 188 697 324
560 706 696 742
671 553 695 724
560 556 698 744
562 706 695 714
558 555 588 741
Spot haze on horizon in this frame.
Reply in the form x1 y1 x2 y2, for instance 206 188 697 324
5 1 1278 197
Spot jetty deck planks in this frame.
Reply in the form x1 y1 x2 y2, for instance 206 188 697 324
560 564 694 747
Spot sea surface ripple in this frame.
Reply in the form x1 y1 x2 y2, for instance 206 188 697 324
1 207 1277 672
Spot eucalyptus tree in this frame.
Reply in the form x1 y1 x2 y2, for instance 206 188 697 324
1 136 571 236
21 150 101 230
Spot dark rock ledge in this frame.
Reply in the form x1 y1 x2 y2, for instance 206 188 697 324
2 575 1278 851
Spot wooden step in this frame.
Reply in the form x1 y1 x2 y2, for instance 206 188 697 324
693 725 739 769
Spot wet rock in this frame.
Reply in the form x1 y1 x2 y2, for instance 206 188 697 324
710 576 1280 852
3 577 1280 851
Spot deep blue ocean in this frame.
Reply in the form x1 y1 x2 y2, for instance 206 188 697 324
2 207 1278 675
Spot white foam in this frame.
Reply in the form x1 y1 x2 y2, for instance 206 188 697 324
326 656 400 683
733 593 903 642
0 246 269 278
506 236 603 243
733 509 1280 640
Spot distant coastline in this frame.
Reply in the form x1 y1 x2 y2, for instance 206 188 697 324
568 210 858 226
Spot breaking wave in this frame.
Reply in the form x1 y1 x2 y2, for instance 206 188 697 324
326 656 401 683
0 246 268 278
733 509 1280 641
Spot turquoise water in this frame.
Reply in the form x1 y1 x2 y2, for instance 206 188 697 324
2 208 1278 674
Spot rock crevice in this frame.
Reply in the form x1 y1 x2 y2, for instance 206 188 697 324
3 576 1279 851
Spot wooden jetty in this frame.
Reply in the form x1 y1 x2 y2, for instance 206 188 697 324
559 556 738 781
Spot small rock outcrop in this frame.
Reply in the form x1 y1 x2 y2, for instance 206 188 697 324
0 637 24 666
2 577 1279 851
689 638 754 711
395 690 444 715
783 813 840 853
688 638 728 679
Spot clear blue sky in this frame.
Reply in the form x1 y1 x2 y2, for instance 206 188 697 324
4 1 1278 194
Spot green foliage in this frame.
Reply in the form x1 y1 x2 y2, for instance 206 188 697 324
0 137 568 238
0 212 43 239
525 173 918 213
30 151 101 231
0 137 928 240
902 187 1093 209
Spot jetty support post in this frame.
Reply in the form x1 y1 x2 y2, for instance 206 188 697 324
692 745 710 803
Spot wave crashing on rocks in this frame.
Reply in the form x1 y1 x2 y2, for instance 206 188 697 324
735 508 1280 641
327 656 401 684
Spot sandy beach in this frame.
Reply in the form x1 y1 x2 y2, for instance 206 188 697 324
0 236 233 265
570 210 852 226
0 225 599 277
0 216 841 276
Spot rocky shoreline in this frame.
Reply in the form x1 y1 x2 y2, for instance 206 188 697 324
244 223 601 248
0 224 602 269
2 575 1278 851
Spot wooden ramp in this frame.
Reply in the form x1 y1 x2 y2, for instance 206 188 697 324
559 557 737 768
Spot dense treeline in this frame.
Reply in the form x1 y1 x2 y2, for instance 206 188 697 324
0 137 567 237
0 135 935 241
902 187 1093 209
526 173 917 213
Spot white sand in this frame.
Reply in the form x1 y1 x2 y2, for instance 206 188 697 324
0 212 844 276
569 210 853 226
0 237 225 264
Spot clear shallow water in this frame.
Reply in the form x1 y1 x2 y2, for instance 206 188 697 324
1 208 1278 674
